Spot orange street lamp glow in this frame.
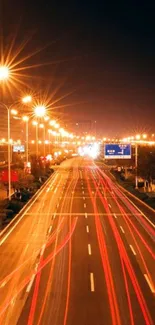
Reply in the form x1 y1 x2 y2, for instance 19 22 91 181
44 116 49 121
22 116 29 122
49 120 56 126
11 109 17 115
34 105 46 117
22 95 32 103
32 120 38 126
0 65 9 81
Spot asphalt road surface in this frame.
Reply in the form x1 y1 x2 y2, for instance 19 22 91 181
0 157 154 325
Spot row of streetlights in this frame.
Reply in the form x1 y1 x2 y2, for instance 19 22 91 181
0 65 72 200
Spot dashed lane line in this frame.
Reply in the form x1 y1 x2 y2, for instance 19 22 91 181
144 274 155 293
130 245 136 255
88 244 92 255
86 225 89 233
120 226 125 234
90 273 95 292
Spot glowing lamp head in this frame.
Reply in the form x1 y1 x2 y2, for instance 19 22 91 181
22 116 29 122
34 105 46 117
0 65 9 81
11 109 17 115
22 95 32 103
32 120 38 126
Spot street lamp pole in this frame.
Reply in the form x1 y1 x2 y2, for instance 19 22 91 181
135 143 138 189
7 108 11 200
26 120 29 164
43 127 46 157
36 123 38 156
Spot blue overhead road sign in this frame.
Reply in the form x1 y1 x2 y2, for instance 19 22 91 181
104 144 131 159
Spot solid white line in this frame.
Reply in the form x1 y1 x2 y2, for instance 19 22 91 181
90 273 95 292
108 203 111 208
114 214 117 219
84 203 86 208
53 213 56 219
130 245 136 255
85 213 87 219
46 188 50 192
26 274 35 293
54 188 57 193
120 226 125 234
144 274 155 293
88 244 92 255
86 225 89 233
83 197 85 200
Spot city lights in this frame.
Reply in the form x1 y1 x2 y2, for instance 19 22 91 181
0 65 9 81
22 95 32 103
34 105 46 117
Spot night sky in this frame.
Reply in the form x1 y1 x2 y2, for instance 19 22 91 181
1 1 155 136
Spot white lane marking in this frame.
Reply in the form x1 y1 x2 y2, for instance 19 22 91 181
35 263 39 272
83 197 85 200
53 213 56 219
88 244 92 255
46 188 50 192
86 225 89 233
26 274 35 293
82 191 85 194
120 226 125 234
0 280 7 288
85 213 87 219
144 274 155 293
108 203 111 208
130 245 136 255
114 214 117 219
84 203 86 208
54 188 57 193
49 225 52 234
40 243 46 256
57 203 59 208
90 273 95 292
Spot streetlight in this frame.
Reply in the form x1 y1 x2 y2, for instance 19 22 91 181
0 103 17 200
22 95 32 104
34 105 46 118
32 120 38 156
22 116 29 164
0 65 9 80
39 123 46 156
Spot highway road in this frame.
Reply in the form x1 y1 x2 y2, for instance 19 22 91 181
0 157 154 325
